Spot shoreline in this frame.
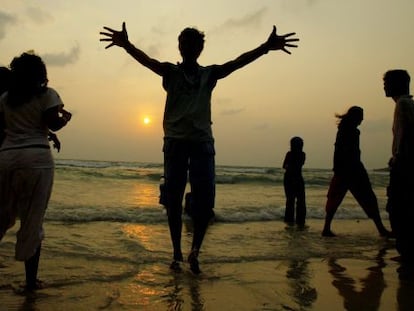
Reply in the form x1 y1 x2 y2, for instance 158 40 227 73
0 219 411 310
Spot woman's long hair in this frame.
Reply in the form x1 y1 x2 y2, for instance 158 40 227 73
7 52 48 107
335 106 363 127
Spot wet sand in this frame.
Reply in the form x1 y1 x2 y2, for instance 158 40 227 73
0 219 413 310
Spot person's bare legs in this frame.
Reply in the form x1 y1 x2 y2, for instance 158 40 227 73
188 217 209 274
322 195 341 237
24 244 41 290
167 205 183 262
372 215 392 237
163 145 188 271
322 211 337 237
352 186 393 238
188 147 215 274
322 176 346 237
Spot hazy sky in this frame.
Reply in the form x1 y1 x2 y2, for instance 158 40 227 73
1 0 414 168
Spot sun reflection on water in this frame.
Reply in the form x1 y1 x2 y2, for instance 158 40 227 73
122 223 168 253
128 182 159 208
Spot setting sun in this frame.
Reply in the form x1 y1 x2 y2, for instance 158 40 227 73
143 117 151 125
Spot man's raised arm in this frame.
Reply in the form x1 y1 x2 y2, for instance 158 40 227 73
100 22 166 76
213 26 299 80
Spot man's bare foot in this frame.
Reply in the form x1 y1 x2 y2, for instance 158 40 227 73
169 260 182 272
188 250 201 274
322 229 336 237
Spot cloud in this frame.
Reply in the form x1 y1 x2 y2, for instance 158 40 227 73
0 11 17 40
42 44 80 66
145 43 161 58
305 0 319 7
25 6 53 24
215 97 245 116
280 0 319 10
252 123 270 130
220 107 245 116
363 118 392 132
212 8 267 33
151 25 168 36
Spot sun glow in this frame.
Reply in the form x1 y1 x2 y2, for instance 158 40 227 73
143 117 151 125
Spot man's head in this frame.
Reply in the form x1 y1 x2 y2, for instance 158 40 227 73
178 28 205 62
383 69 410 97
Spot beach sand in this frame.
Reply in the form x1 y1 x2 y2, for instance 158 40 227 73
0 219 413 311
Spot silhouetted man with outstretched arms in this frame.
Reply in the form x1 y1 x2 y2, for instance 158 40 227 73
100 22 299 274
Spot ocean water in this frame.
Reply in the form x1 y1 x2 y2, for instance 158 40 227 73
0 159 398 310
48 159 390 224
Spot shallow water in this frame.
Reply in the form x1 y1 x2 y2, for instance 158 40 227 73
0 219 405 311
1 160 405 310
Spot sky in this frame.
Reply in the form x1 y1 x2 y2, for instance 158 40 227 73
1 0 414 169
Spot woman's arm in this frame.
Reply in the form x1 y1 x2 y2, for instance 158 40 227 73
44 106 71 131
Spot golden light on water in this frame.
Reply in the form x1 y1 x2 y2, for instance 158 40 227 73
130 183 158 207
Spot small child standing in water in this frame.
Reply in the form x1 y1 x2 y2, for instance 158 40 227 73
283 137 306 226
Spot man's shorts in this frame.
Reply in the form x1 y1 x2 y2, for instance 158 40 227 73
163 139 215 220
